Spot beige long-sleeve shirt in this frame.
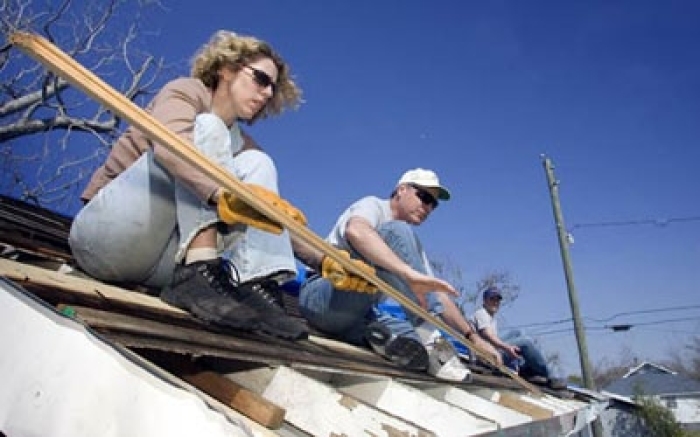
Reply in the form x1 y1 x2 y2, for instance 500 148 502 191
81 77 255 203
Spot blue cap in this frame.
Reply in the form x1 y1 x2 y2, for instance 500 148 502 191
483 287 502 300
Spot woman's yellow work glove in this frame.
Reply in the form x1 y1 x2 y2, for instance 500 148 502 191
321 251 378 293
217 185 307 234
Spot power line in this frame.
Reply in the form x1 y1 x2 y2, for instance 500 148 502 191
621 325 700 336
511 318 573 329
510 304 700 330
570 215 700 231
587 305 700 323
604 316 700 331
530 315 700 337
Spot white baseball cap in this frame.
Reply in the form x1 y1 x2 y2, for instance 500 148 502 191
397 168 451 200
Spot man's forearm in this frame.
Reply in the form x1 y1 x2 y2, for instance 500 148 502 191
437 294 476 338
345 218 411 277
480 328 511 351
290 234 324 272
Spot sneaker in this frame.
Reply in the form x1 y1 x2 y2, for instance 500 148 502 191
160 259 258 330
524 375 549 385
426 336 471 382
364 321 429 371
547 377 568 390
234 278 309 340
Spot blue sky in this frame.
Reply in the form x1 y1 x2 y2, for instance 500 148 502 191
138 0 700 376
9 0 700 377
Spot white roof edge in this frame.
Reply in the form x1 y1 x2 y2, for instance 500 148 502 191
623 361 677 378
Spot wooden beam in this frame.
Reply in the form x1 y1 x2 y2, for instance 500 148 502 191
494 392 554 421
0 258 187 318
180 370 286 429
58 304 434 380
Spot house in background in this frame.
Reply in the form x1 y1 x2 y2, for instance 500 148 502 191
601 362 700 434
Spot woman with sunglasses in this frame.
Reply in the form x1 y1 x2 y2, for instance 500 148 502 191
69 30 320 340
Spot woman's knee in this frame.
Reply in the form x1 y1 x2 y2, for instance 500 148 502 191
233 149 278 188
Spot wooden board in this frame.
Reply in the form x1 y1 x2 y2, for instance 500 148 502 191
0 258 188 318
181 370 286 429
61 304 447 382
497 392 554 420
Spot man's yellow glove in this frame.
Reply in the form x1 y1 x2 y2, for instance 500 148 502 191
321 251 378 293
217 185 307 234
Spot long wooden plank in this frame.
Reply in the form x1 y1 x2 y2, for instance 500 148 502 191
95 327 525 391
61 305 456 383
68 302 525 392
496 393 554 420
0 257 188 318
10 31 537 394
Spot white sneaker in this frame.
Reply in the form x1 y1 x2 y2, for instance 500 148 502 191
426 336 471 382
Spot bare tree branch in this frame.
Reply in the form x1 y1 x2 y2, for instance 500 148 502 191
0 77 69 118
0 114 118 141
0 0 171 213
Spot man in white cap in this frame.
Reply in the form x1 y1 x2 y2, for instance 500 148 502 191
298 169 492 379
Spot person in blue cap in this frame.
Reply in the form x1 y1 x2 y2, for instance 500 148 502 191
472 286 566 388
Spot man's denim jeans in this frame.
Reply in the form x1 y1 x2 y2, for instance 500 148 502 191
298 220 440 345
502 329 550 378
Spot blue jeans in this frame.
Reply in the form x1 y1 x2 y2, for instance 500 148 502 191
501 330 550 378
69 113 296 287
298 220 440 345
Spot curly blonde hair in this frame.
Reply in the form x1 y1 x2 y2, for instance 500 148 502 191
190 30 302 123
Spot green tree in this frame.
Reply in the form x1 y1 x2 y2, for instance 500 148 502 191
634 391 686 437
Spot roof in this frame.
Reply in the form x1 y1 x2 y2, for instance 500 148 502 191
0 194 606 436
622 361 676 378
604 362 700 397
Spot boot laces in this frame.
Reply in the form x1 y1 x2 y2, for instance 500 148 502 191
200 258 240 295
216 259 285 310
251 280 284 308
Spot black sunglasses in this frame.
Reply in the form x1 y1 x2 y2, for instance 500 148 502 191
244 66 277 94
409 184 438 209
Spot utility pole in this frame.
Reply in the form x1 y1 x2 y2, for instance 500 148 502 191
541 155 603 437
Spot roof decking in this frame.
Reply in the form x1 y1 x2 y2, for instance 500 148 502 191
0 195 605 436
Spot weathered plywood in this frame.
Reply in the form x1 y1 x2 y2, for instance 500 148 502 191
423 385 532 428
0 257 187 318
225 366 434 436
332 375 497 437
472 388 554 420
